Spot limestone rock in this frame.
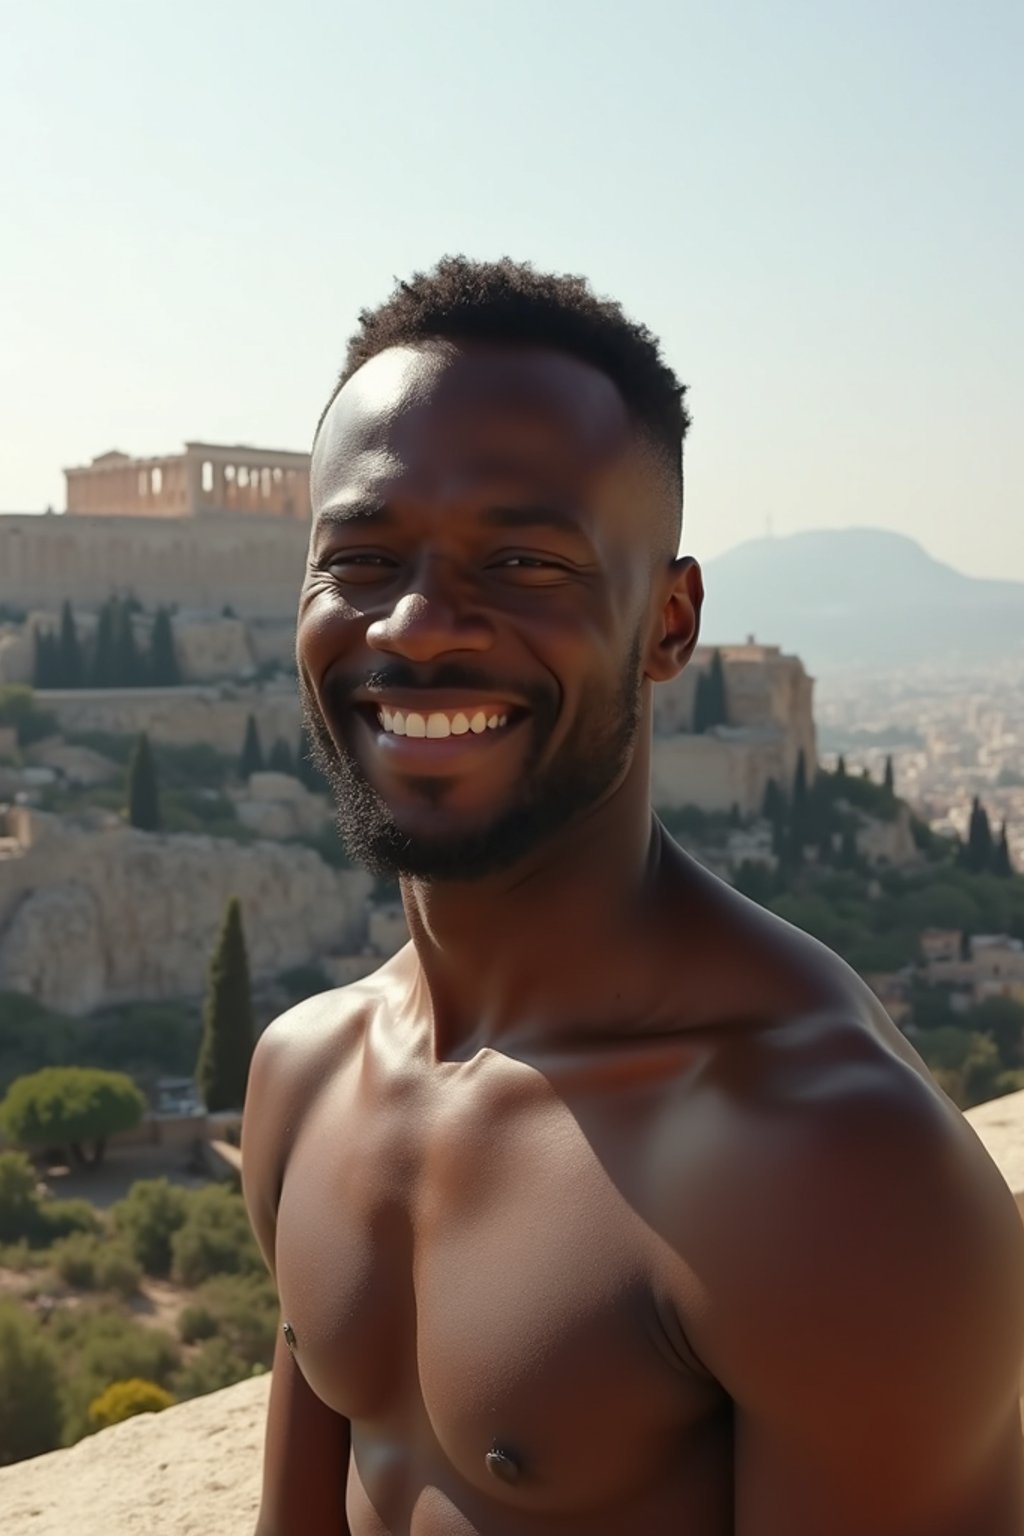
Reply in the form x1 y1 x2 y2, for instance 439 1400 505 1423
0 1373 269 1536
234 772 331 841
25 739 120 787
0 813 373 1014
171 613 256 683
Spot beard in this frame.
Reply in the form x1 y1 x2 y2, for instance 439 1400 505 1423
299 635 644 883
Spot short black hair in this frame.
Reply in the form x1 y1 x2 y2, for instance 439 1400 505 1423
315 256 691 542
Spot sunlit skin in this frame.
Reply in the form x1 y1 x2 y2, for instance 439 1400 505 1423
242 343 1024 1536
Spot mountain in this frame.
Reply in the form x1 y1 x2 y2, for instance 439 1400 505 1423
699 528 1024 672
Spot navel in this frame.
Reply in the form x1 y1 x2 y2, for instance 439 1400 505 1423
485 1444 521 1485
282 1321 297 1352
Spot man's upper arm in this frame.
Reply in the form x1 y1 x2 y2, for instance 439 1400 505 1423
691 1059 1024 1536
241 1004 353 1536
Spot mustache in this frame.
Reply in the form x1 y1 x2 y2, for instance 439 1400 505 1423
319 662 555 715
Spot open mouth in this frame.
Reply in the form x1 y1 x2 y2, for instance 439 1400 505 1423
376 705 510 739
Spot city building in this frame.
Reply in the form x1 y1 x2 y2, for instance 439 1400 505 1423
64 442 311 521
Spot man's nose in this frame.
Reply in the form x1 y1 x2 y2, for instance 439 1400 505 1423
365 567 493 662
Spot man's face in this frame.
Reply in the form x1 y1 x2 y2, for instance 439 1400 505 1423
298 342 673 881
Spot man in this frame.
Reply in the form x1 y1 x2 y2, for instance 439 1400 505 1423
242 257 1024 1535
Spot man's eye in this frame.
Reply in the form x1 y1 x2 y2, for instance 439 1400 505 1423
326 554 395 576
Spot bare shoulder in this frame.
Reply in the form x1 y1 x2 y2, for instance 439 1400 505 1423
240 973 384 1277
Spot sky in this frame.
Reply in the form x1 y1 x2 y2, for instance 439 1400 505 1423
1 0 1021 580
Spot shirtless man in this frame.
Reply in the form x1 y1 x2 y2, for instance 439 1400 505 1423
241 256 1024 1535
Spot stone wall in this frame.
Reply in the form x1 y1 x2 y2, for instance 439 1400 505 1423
0 512 307 618
35 684 302 758
0 810 373 1014
651 727 799 818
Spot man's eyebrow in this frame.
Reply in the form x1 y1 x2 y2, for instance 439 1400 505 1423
316 501 395 528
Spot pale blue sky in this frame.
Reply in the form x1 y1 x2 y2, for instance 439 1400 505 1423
2 0 1020 578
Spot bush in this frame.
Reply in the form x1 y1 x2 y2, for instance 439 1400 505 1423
0 684 57 747
0 1297 62 1464
0 1066 145 1167
50 1303 180 1443
0 1149 40 1242
176 1272 277 1367
38 1198 104 1242
87 1377 175 1429
110 1178 189 1277
50 1233 140 1298
170 1184 263 1287
172 1335 254 1401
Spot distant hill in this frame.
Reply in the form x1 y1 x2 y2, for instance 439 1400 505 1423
699 528 1024 672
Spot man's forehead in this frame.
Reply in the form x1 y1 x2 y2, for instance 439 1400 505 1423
311 343 637 507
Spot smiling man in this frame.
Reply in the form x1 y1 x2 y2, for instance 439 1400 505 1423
241 257 1024 1536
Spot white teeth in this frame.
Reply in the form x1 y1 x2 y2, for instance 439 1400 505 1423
376 706 512 738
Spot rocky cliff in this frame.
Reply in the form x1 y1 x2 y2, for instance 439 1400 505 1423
0 811 374 1014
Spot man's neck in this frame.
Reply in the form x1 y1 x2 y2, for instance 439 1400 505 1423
397 750 669 1060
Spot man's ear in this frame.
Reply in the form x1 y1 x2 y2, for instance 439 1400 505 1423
645 556 703 682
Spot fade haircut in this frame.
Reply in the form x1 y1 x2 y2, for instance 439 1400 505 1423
315 256 691 549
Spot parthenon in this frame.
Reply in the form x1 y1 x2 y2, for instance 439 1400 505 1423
64 441 311 521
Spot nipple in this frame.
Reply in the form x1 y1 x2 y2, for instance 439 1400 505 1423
485 1445 521 1485
282 1321 297 1352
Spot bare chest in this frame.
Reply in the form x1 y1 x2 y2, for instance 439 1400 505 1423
274 1057 727 1514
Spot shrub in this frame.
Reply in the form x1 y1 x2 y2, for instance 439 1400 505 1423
50 1234 140 1298
110 1178 188 1277
0 1149 40 1242
0 1066 145 1167
87 1377 175 1429
51 1303 180 1443
170 1184 263 1287
176 1272 277 1366
38 1197 103 1242
172 1335 253 1401
0 1297 62 1464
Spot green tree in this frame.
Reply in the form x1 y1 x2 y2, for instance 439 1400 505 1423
883 754 895 798
239 713 264 779
148 607 180 686
91 598 116 686
836 754 847 780
32 629 59 688
127 731 161 831
993 822 1014 878
0 1066 145 1168
112 598 143 686
0 1299 62 1464
195 897 255 1113
110 1178 189 1277
762 777 785 823
691 671 709 734
969 995 1024 1067
706 649 728 727
57 600 85 688
267 737 295 775
961 795 995 874
87 1377 175 1429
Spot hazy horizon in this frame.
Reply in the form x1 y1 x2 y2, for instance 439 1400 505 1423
2 0 1020 580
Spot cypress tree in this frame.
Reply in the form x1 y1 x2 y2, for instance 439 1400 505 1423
762 777 784 823
836 754 847 780
195 896 255 1113
239 714 264 779
692 671 710 734
883 755 895 798
112 599 142 687
148 607 180 686
33 629 59 688
993 822 1014 878
965 795 994 874
126 731 161 831
58 601 84 688
91 599 116 686
791 750 808 844
707 649 728 727
267 737 296 775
